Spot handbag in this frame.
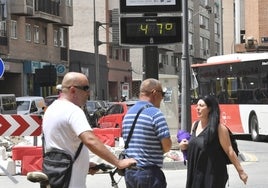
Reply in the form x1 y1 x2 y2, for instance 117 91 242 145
42 134 83 188
225 127 239 164
116 104 150 176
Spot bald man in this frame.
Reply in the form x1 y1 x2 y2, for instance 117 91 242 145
122 78 172 188
43 72 136 188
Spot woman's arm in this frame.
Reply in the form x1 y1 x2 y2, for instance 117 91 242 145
218 125 248 184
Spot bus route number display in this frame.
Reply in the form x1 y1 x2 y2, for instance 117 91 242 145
120 16 182 45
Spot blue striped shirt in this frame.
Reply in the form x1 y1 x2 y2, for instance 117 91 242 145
122 101 170 168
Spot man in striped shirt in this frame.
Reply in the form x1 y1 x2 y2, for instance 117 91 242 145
122 78 172 188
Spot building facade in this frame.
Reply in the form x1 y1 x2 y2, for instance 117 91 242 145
234 0 268 53
69 0 132 101
0 0 72 97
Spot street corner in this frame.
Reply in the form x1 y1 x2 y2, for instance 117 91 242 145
239 152 258 162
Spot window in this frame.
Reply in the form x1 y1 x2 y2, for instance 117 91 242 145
214 22 220 35
33 25 39 43
66 0 72 6
200 15 209 29
10 20 17 39
161 54 168 65
54 29 58 46
189 32 193 49
59 28 67 47
122 49 130 62
0 21 6 36
188 9 193 22
25 23 31 41
200 37 209 55
42 27 47 44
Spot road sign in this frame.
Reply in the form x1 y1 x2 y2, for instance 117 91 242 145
56 64 66 75
120 0 182 14
0 58 4 78
120 16 182 45
0 115 42 136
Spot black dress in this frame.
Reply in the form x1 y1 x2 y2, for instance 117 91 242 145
186 125 228 188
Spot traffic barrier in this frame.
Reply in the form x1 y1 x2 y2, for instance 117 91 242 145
0 115 43 175
0 114 42 136
93 128 121 138
22 155 43 175
93 128 121 147
12 146 43 175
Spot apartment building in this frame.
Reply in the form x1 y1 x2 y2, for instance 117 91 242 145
69 0 132 101
0 0 72 96
233 0 268 53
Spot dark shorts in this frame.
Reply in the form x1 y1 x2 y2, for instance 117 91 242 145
125 166 167 188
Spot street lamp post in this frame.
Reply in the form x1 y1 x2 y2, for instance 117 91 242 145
180 0 192 131
93 0 99 100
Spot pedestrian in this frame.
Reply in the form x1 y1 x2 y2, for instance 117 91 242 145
122 78 172 188
42 72 136 188
179 95 248 188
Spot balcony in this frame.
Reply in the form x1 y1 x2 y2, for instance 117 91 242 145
10 0 73 26
10 0 34 16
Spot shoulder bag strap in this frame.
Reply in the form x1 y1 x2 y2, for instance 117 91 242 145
124 104 150 149
73 142 83 161
192 120 199 133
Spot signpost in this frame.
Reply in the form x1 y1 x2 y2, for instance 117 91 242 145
0 58 4 78
119 0 182 79
120 0 181 13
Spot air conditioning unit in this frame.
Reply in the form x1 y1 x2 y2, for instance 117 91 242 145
200 24 206 29
246 36 255 48
189 44 193 50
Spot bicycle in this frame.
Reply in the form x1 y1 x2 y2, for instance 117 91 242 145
27 163 122 188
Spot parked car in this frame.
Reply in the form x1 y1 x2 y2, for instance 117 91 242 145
16 96 46 115
97 100 137 130
44 95 59 106
85 100 106 127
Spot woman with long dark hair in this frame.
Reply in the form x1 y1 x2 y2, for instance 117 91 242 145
180 95 248 188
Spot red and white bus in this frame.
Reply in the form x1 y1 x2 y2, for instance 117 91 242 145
191 52 268 141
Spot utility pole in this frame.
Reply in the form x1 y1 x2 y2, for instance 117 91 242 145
93 0 99 100
180 0 192 132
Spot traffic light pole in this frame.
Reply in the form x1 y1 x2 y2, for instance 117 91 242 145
144 46 159 80
93 0 99 100
180 0 192 132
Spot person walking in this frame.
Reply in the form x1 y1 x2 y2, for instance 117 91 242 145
122 78 172 188
179 95 248 188
42 72 136 188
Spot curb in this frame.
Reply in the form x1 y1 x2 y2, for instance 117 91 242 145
162 152 258 170
163 161 186 170
239 152 258 162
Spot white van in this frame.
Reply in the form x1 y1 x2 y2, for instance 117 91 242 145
0 94 17 114
16 96 46 115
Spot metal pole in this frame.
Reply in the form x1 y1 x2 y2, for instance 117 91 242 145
180 0 191 132
93 0 99 100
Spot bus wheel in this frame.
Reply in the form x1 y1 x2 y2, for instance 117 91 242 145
250 114 260 141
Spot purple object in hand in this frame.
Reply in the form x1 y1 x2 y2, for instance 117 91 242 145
177 130 191 165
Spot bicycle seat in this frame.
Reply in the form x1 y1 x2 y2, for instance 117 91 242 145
27 171 49 183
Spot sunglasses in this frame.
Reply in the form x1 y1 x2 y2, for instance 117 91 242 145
72 85 90 92
155 90 166 97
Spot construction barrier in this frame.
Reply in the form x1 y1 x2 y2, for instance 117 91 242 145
0 114 42 136
1 115 121 174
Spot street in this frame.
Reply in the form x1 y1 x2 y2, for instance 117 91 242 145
0 139 268 188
